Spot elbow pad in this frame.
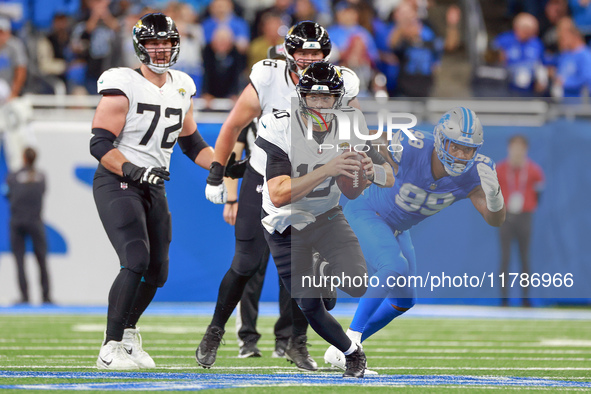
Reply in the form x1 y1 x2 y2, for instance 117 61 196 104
90 128 117 161
178 130 209 162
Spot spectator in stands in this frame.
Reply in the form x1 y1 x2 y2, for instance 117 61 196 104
70 0 121 94
425 0 462 53
386 1 443 97
37 14 71 85
328 1 378 95
568 0 591 37
293 0 317 24
202 0 250 54
201 26 246 106
5 147 52 305
373 3 399 96
247 12 283 71
251 0 293 41
373 0 403 21
165 2 205 95
492 13 546 95
551 17 591 98
497 135 545 307
0 15 27 100
506 0 544 21
540 0 569 66
346 0 376 34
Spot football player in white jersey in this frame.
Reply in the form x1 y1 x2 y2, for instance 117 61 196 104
90 13 215 370
197 22 360 370
258 61 394 378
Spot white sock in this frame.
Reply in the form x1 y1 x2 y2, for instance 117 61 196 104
346 329 362 344
343 340 357 356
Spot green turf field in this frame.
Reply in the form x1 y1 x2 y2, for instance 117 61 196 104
1 309 590 392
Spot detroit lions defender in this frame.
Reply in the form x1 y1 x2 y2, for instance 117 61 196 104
324 107 506 370
259 62 394 378
90 13 214 370
196 21 361 370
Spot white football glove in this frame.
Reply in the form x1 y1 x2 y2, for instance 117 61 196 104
477 163 504 212
205 183 228 204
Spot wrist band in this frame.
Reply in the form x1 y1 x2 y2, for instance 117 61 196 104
486 189 504 213
372 164 387 186
226 200 238 205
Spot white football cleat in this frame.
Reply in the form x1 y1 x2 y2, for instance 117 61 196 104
97 340 139 370
324 345 378 375
122 327 156 369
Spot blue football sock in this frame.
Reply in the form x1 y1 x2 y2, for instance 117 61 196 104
349 297 385 333
360 300 406 342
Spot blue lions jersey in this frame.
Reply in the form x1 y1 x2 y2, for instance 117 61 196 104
363 129 494 232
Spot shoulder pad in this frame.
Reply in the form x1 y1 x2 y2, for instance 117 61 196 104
338 66 360 100
250 59 287 89
97 68 134 96
474 153 496 170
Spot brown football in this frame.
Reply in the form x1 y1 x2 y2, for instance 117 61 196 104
336 152 366 200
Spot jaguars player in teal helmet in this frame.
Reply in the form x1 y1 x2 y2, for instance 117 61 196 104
324 107 506 371
90 13 216 370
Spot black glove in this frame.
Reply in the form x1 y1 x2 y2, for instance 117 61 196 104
122 162 170 185
224 152 248 179
206 161 225 186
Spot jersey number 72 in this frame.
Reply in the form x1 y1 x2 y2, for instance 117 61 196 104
137 103 182 149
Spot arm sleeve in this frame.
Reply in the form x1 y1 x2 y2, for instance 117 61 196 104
178 130 210 162
90 128 117 161
255 137 291 180
365 142 386 165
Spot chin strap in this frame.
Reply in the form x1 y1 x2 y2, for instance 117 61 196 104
147 64 169 74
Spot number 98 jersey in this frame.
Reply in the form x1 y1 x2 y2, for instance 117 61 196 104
97 68 196 169
364 129 495 232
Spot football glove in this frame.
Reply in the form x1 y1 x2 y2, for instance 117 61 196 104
205 161 227 204
224 152 248 179
122 162 170 185
477 163 504 212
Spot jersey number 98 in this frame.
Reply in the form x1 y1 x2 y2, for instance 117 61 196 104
395 183 455 216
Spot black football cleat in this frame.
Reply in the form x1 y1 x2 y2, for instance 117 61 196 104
285 335 318 372
272 338 289 358
196 325 225 368
238 339 262 358
343 345 366 378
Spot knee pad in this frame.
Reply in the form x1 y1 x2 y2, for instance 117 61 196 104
142 259 169 288
297 297 323 315
230 253 260 277
122 239 150 274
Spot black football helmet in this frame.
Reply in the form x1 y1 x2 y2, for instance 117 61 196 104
284 21 331 74
297 61 344 126
132 13 180 74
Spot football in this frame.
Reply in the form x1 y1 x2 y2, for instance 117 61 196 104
336 152 366 200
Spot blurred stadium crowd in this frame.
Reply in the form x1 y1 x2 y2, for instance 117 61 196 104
0 0 590 102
